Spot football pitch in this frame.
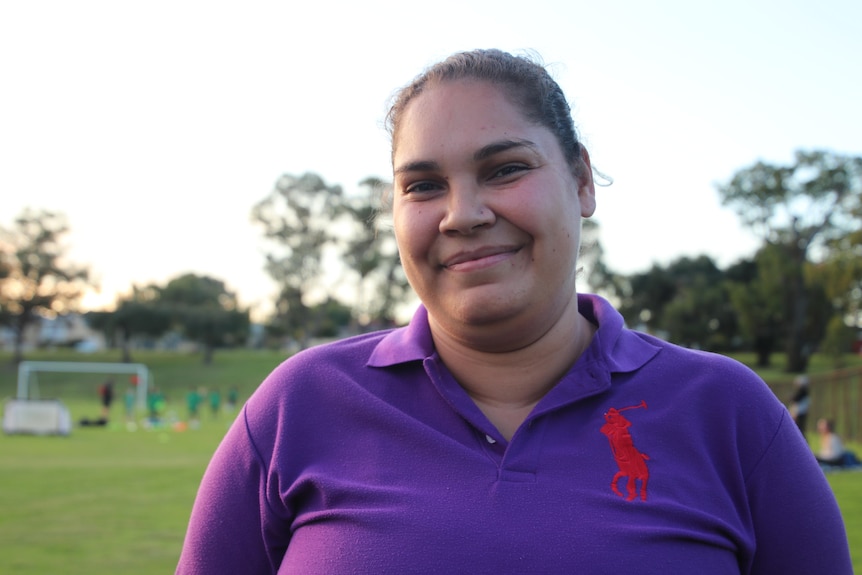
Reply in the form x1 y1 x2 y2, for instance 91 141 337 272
0 399 228 574
1 350 860 573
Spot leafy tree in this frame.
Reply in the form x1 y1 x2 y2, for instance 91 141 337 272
87 276 249 364
809 227 862 366
820 316 857 367
663 277 737 351
0 256 11 329
310 297 354 338
579 219 623 299
0 209 93 365
823 229 862 326
717 150 862 372
86 284 172 362
619 255 734 350
158 273 250 365
251 173 345 349
340 177 412 328
726 243 831 368
617 263 679 333
725 247 788 367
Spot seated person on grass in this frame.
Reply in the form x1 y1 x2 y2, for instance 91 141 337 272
815 418 861 469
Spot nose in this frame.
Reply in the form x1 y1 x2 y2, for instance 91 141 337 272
439 181 495 234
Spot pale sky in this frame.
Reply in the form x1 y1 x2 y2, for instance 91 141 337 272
2 0 860 320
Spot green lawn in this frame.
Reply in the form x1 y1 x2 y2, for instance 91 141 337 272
0 349 859 572
0 349 280 574
0 405 226 574
828 470 862 569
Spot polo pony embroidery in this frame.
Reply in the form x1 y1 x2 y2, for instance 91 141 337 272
601 400 649 501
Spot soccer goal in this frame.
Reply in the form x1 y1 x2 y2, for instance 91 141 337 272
16 360 151 410
3 399 72 435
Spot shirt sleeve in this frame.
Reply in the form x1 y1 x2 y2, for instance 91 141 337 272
175 404 290 575
745 412 852 574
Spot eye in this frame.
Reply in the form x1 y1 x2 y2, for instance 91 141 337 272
491 164 530 179
403 180 443 195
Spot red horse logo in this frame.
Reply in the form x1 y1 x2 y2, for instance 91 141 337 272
600 400 649 501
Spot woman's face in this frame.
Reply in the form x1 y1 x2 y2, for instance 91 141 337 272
391 80 595 342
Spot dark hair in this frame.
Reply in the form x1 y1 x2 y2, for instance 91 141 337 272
385 49 585 178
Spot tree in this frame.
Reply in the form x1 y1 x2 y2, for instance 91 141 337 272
617 263 678 334
86 276 248 364
810 227 862 365
821 229 862 327
0 209 93 365
579 219 623 300
251 173 345 349
725 248 787 367
309 297 354 338
0 254 11 330
86 284 172 362
717 150 862 372
340 177 412 328
618 255 735 350
158 273 250 365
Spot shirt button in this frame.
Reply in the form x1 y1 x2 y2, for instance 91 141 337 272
485 434 496 444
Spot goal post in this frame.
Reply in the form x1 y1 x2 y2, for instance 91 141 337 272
16 360 151 410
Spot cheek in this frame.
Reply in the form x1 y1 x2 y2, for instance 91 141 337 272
392 203 409 239
393 206 427 262
392 214 431 294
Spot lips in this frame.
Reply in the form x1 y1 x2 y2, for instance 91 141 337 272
441 245 521 270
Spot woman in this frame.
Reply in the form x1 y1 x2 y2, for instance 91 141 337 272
176 49 851 574
815 417 856 468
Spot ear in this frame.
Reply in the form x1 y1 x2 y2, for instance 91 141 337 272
576 146 596 218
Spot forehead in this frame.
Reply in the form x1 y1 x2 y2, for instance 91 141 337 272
392 80 546 161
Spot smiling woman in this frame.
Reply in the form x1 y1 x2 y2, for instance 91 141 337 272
176 49 852 575
390 79 593 355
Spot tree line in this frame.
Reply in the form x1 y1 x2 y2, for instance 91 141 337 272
1 149 860 371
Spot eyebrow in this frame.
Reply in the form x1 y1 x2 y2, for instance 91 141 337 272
393 159 440 176
393 138 539 176
473 138 538 162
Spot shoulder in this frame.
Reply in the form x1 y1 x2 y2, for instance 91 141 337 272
240 328 417 448
629 330 780 417
252 330 396 402
583 292 766 390
600 320 792 460
637 330 761 382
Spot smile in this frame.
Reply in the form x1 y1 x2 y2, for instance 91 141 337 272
442 246 521 272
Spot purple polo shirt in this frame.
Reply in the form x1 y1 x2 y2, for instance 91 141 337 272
176 294 851 574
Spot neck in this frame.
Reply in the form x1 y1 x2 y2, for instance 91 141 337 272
430 298 596 438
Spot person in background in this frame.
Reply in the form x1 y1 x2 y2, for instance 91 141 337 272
124 386 136 423
147 386 166 426
815 417 861 469
815 417 845 466
99 378 114 420
176 49 852 574
208 388 222 420
225 386 239 414
186 386 202 428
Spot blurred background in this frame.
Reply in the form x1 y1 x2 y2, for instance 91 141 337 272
1 0 860 370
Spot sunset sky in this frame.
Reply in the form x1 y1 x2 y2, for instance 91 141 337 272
2 0 860 320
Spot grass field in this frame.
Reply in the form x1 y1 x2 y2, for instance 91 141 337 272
1 348 860 573
0 412 223 574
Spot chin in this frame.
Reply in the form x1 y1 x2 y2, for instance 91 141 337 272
447 291 527 327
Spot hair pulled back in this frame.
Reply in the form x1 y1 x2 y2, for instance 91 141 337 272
386 49 584 175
